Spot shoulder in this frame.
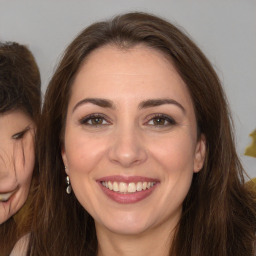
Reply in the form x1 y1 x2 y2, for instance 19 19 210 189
9 233 30 256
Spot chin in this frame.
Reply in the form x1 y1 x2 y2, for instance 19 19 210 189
108 224 149 236
97 211 153 236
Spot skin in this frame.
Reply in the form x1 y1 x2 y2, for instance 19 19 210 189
0 110 35 224
62 44 206 256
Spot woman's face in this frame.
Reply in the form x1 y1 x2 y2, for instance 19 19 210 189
0 110 35 224
62 45 205 236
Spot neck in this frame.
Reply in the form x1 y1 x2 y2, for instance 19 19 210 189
96 219 177 256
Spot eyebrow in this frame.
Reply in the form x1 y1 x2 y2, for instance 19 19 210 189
72 98 185 113
139 99 186 113
72 98 115 112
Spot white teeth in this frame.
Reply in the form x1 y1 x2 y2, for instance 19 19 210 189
119 182 127 193
101 181 156 193
113 182 119 192
128 183 136 193
108 181 113 190
136 182 142 192
0 192 13 202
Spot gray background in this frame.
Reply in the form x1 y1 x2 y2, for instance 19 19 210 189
0 0 255 178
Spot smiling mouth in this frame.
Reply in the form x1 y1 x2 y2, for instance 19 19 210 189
98 176 159 204
0 188 18 202
0 192 13 202
101 181 156 193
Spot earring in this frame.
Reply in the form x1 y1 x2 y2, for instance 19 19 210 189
66 175 72 194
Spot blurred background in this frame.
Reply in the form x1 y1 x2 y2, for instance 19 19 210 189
0 0 255 178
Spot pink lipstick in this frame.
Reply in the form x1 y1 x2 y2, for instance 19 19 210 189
97 176 159 204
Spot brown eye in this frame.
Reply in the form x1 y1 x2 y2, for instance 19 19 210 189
90 117 104 125
147 114 176 127
79 114 110 126
152 118 167 126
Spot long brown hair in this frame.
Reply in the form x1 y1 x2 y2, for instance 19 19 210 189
0 42 41 256
29 12 256 255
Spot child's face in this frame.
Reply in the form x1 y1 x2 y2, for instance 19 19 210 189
0 110 35 224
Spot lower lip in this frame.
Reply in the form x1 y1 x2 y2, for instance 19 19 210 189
98 182 158 204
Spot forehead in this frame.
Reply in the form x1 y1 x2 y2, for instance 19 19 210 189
77 44 177 81
69 44 194 109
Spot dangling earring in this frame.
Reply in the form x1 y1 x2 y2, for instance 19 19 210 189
66 176 72 194
65 166 72 194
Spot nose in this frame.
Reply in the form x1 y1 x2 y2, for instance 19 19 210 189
107 126 147 168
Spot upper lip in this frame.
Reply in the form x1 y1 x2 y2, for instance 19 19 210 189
97 175 159 183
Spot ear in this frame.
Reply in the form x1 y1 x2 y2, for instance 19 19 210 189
61 145 69 175
193 134 206 173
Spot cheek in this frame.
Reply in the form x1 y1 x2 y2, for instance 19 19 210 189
64 133 109 211
149 132 196 173
65 132 108 173
12 141 35 216
16 135 35 187
149 132 196 200
0 142 15 170
0 136 35 183
0 149 34 223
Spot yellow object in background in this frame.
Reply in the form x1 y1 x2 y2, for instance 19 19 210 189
245 129 256 158
245 178 256 193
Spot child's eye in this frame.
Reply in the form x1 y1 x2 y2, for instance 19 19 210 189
12 128 29 140
146 114 176 127
79 114 110 126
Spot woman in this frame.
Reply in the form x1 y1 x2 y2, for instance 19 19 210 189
0 42 41 255
28 12 256 255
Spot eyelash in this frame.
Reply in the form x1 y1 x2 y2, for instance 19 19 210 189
79 114 111 126
145 114 176 127
12 128 29 140
79 113 176 127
